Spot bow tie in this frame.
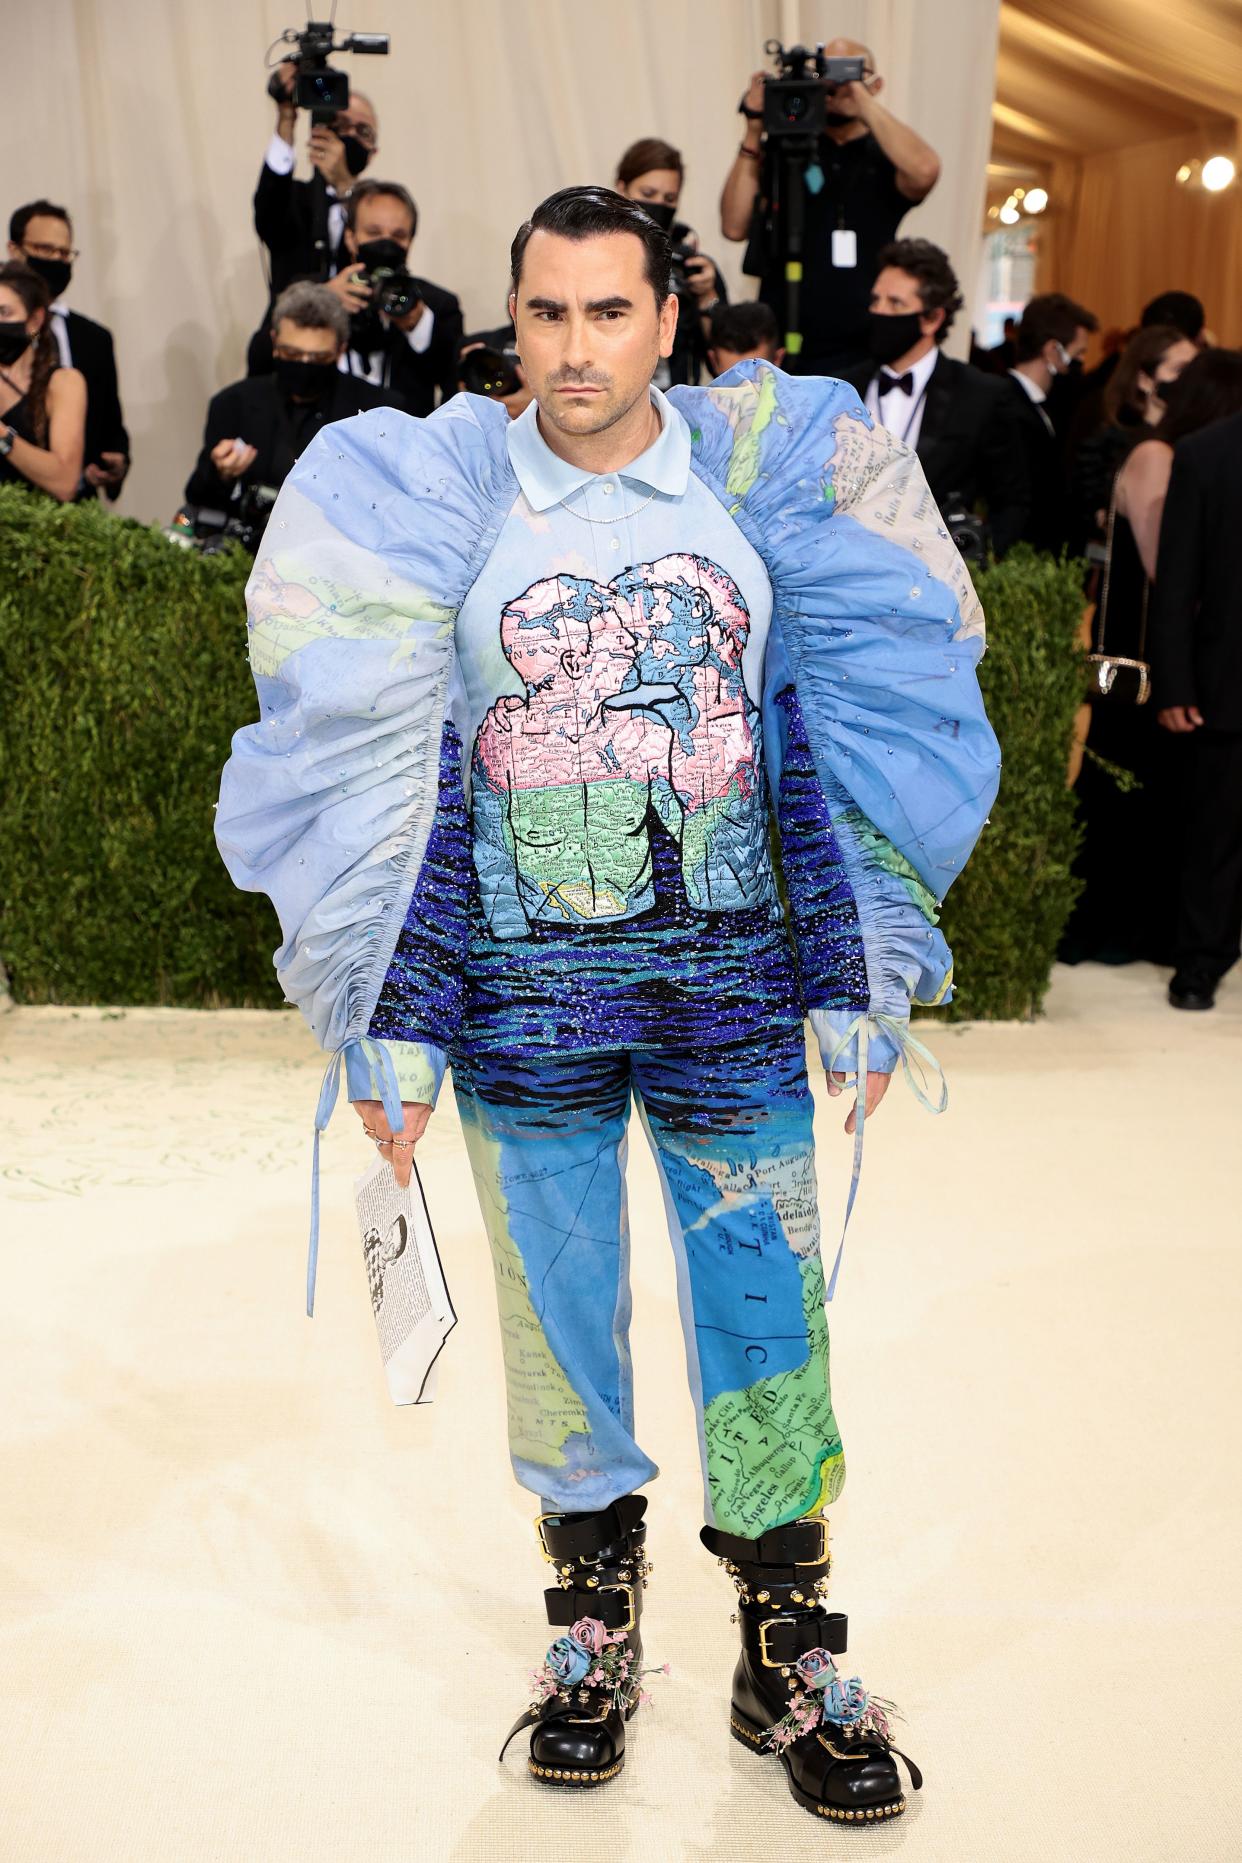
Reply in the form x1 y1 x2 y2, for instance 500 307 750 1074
878 370 914 397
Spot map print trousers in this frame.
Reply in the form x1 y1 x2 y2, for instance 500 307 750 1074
453 1028 845 1537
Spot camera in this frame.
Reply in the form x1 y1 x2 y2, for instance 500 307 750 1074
761 40 865 140
459 346 523 400
183 484 281 557
360 261 421 321
266 18 390 122
941 502 990 568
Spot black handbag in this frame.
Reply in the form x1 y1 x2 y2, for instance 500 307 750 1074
1086 494 1151 705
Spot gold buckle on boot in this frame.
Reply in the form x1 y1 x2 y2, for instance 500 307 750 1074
598 1581 636 1633
757 1615 801 1667
792 1518 830 1564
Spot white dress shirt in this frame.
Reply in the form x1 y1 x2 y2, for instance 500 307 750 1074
865 344 938 449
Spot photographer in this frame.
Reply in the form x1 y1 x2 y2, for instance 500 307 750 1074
614 138 726 385
255 58 380 296
184 282 400 524
721 37 940 375
456 333 534 419
8 198 129 499
319 180 463 417
707 300 784 375
845 239 1029 557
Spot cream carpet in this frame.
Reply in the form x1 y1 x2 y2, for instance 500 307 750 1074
1 963 1239 1863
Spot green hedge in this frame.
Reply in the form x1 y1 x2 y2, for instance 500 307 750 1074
0 488 281 1006
934 546 1085 1021
0 494 1082 1018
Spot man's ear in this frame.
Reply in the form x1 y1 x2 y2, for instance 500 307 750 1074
867 74 884 99
507 290 518 327
707 348 720 376
659 291 680 360
774 345 787 367
922 306 945 341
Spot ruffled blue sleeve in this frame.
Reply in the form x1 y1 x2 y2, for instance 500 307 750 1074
671 362 999 1080
214 395 514 1109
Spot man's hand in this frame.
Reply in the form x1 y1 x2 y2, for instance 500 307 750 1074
740 69 766 119
327 262 373 315
353 1098 433 1189
271 58 298 146
826 1068 892 1134
830 76 881 123
1158 705 1204 733
308 121 352 193
684 254 719 305
84 450 128 490
210 436 258 482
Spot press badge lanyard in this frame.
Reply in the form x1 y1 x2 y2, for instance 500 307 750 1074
886 378 930 445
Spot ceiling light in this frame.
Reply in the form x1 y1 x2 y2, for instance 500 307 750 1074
1023 187 1048 214
1202 155 1236 192
1175 163 1195 185
999 202 1020 225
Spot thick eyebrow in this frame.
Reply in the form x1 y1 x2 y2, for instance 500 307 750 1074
522 295 634 314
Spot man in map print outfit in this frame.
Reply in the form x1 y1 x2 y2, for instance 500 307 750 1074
216 186 998 1825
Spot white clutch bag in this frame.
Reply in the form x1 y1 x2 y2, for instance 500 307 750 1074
353 1157 457 1404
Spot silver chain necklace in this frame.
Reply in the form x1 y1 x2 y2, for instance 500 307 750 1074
558 486 656 524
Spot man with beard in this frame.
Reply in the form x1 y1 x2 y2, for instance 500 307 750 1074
846 238 1030 556
217 186 997 1826
7 197 129 499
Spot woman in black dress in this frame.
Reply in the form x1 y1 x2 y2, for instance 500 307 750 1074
1065 348 1242 964
0 261 86 501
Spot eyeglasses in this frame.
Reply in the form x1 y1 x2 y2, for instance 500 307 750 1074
22 240 79 262
335 118 377 147
272 342 338 364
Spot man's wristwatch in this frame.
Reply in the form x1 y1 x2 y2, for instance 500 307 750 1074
0 426 15 458
738 95 763 121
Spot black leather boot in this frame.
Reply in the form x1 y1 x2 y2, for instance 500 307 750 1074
499 1495 652 1788
702 1515 922 1826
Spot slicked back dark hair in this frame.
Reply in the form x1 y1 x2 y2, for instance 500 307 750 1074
874 237 964 342
10 198 72 245
1015 292 1098 362
710 299 780 354
510 186 672 309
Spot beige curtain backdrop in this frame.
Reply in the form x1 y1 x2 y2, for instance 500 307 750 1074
8 0 998 521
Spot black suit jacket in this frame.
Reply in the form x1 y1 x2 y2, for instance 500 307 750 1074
59 309 129 497
1003 375 1068 553
184 370 401 510
1149 409 1242 728
848 352 1030 556
253 161 349 295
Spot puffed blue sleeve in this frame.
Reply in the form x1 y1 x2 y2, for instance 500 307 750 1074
214 395 514 1109
672 362 1000 1082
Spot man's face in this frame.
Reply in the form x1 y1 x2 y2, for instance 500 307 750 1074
509 230 678 441
1067 326 1091 365
345 196 413 261
8 213 74 269
271 318 342 366
334 92 378 156
870 266 941 343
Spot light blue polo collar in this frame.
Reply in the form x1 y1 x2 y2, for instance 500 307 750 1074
506 385 691 512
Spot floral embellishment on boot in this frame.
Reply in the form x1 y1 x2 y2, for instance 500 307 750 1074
764 1647 898 1755
530 1616 668 1719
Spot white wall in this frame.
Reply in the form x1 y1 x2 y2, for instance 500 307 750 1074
9 0 997 520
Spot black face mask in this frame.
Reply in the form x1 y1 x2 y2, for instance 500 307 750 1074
635 200 677 233
274 356 336 401
24 253 72 299
867 310 924 366
355 237 407 273
0 324 33 366
341 134 370 178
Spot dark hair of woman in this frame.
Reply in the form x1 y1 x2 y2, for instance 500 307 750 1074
1103 324 1187 426
0 261 57 443
1150 345 1242 446
615 138 684 188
